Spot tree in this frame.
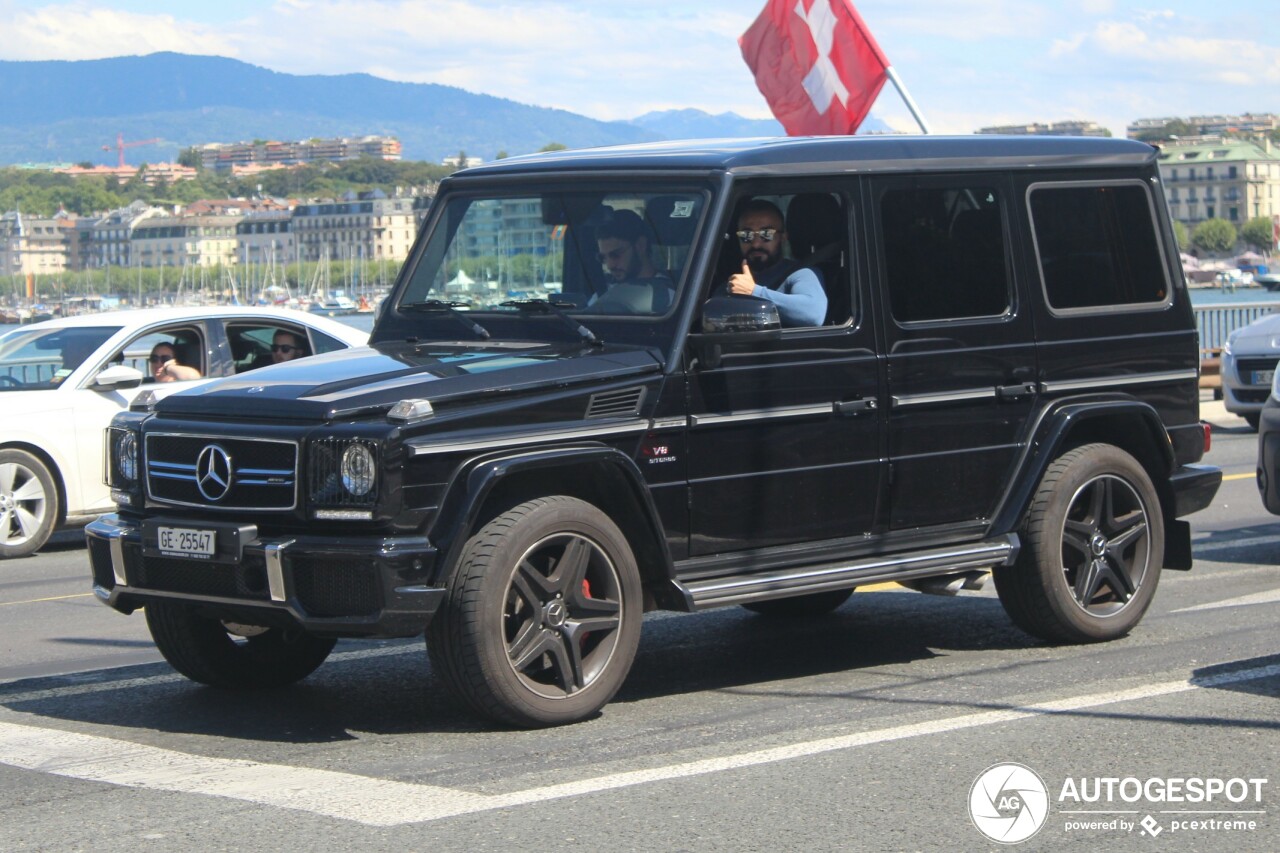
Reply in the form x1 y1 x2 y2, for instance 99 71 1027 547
538 142 568 152
1171 219 1188 250
495 150 509 160
177 147 202 169
1241 216 1275 252
1190 218 1237 255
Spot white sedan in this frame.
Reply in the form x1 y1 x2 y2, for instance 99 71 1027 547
0 307 369 558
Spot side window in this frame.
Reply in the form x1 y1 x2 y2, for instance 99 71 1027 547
711 190 849 328
880 185 1010 323
121 326 205 382
308 329 348 355
1028 183 1170 311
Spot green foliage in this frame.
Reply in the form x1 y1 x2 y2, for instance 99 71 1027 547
1241 216 1275 251
538 142 569 152
1190 218 1238 255
1171 219 1188 250
1135 119 1196 142
177 147 201 168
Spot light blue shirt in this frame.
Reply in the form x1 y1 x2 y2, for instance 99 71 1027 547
752 266 826 327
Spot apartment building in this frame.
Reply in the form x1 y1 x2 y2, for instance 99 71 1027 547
90 201 167 268
131 215 240 269
197 136 402 172
1129 113 1280 139
976 120 1110 137
236 211 295 268
291 192 417 263
1159 139 1280 229
0 211 73 278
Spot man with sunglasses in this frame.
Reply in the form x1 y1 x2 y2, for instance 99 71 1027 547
727 199 827 327
271 330 309 364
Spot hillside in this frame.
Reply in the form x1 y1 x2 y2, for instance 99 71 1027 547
0 53 896 166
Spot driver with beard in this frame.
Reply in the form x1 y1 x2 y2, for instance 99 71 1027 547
726 199 827 327
590 209 674 313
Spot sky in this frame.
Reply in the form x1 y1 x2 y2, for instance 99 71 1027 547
0 0 1277 137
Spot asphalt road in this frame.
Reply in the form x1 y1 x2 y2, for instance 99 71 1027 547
0 396 1275 852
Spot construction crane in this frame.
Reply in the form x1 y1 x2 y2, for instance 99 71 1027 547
102 133 161 169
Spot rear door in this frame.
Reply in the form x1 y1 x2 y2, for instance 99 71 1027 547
868 174 1039 532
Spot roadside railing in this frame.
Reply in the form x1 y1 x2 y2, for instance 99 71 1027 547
1193 302 1279 391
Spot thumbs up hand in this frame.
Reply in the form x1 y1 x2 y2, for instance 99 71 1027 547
728 260 757 295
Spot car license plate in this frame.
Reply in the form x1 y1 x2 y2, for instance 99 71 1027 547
1252 369 1275 387
156 526 216 559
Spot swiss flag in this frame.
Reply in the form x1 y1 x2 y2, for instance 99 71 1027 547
740 0 890 136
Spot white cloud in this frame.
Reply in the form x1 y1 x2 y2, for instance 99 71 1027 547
0 3 237 60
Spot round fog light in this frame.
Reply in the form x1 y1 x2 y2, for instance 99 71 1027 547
340 443 375 497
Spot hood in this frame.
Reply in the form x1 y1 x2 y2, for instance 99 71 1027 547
153 340 663 421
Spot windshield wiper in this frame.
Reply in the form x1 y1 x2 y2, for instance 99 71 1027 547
402 299 491 340
500 299 602 347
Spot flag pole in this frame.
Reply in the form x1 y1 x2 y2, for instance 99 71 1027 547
884 66 931 134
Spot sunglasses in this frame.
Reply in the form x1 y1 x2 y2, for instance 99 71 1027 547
271 344 300 354
735 228 779 244
149 354 173 363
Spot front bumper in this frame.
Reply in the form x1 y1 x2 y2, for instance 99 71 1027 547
86 514 445 637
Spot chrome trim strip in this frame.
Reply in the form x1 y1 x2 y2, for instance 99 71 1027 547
649 416 688 430
145 431 300 511
1040 369 1197 393
409 419 651 457
109 529 127 587
891 388 997 408
690 403 832 427
265 540 292 603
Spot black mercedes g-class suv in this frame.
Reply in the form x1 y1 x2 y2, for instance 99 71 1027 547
89 136 1221 727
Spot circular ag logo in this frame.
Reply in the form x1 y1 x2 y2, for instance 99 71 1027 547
969 762 1050 844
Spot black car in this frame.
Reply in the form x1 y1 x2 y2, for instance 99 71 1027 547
89 136 1221 727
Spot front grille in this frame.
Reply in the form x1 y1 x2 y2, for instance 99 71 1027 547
146 433 298 510
132 549 271 601
1235 357 1280 385
292 556 382 617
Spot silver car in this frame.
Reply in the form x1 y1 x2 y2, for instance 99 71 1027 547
1221 311 1280 429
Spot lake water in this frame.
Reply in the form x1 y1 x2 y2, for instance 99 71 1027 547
0 310 378 338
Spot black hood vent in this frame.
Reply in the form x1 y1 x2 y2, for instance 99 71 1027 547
586 387 646 419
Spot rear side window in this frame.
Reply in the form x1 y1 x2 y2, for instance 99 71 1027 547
879 185 1010 323
1028 183 1170 311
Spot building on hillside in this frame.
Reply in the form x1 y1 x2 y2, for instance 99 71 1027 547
183 198 290 216
442 154 484 168
1158 138 1280 230
291 192 417 264
91 201 168 267
976 120 1110 137
55 163 197 185
0 211 74 279
196 136 402 172
131 215 241 270
1128 113 1280 140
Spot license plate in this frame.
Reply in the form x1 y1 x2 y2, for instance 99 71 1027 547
1251 369 1275 387
156 525 216 559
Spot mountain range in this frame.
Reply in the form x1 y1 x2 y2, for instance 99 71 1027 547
0 53 893 167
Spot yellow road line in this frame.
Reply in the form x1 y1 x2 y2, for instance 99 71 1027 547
1222 472 1254 482
0 592 94 607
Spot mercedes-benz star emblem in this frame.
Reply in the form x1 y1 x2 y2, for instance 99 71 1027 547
196 445 233 501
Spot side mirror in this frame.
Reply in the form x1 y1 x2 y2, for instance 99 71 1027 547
92 364 145 391
689 296 782 369
700 295 781 334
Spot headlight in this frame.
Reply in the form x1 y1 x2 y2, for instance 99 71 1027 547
116 431 138 482
341 443 376 497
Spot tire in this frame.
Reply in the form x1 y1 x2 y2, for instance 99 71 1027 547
742 588 854 617
428 496 643 727
145 600 335 688
0 448 59 559
994 443 1163 644
1244 412 1260 431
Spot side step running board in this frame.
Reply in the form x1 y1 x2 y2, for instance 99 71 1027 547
672 535 1019 610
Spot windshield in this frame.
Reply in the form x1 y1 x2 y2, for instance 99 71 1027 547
399 189 706 319
0 325 119 391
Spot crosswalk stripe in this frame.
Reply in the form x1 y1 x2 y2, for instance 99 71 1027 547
1171 588 1280 613
1 662 1276 826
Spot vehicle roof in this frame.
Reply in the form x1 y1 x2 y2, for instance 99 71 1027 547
9 306 367 341
457 135 1160 178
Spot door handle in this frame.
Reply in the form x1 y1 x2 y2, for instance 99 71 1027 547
996 382 1038 400
834 397 878 415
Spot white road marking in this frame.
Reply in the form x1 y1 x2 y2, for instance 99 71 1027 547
1193 534 1280 554
1171 588 1280 613
0 662 1276 826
